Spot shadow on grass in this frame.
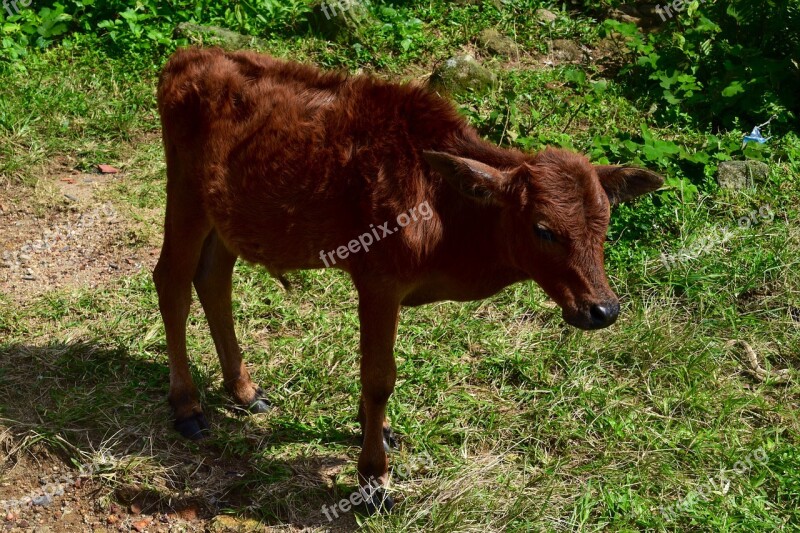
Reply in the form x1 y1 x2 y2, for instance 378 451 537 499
0 341 364 530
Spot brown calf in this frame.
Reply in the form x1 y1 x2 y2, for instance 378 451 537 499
154 47 663 512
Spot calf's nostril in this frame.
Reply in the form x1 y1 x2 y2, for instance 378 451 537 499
590 304 608 323
590 303 618 325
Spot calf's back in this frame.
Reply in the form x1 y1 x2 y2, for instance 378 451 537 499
157 47 492 282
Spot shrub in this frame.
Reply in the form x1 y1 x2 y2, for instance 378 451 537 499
602 0 800 130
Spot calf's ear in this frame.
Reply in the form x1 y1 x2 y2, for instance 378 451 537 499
423 151 507 205
595 165 664 205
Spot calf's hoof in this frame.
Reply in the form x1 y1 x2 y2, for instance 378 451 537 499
363 488 394 515
247 387 271 414
174 412 210 440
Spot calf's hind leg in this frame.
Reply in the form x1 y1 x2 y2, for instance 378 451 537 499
153 201 212 440
193 231 270 413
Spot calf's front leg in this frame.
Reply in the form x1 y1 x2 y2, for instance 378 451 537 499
355 284 400 514
358 396 399 452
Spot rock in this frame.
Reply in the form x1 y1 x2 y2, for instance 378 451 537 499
716 161 769 189
477 28 517 57
32 495 52 507
209 515 263 532
427 55 497 96
97 164 119 174
132 518 152 532
608 8 639 25
535 8 558 23
548 39 586 64
173 23 267 49
308 0 378 42
609 4 666 29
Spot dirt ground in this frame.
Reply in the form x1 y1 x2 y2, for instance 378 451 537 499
0 168 157 301
0 450 211 532
1 172 252 532
0 168 362 532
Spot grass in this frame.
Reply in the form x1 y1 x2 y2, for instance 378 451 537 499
1 1 799 531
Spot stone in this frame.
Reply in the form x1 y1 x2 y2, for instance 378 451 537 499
535 8 558 23
308 0 378 42
716 161 770 189
132 518 151 532
209 515 263 532
609 4 666 29
427 55 497 96
608 8 638 25
548 39 586 64
173 23 267 49
477 28 517 57
32 495 52 507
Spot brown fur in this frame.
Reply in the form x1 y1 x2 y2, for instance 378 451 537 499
154 47 663 502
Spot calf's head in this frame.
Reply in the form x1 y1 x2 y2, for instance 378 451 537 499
424 147 663 330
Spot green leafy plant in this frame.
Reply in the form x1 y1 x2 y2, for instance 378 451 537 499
375 5 424 56
1 3 74 60
602 1 800 130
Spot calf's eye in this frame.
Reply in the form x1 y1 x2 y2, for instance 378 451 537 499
535 225 556 242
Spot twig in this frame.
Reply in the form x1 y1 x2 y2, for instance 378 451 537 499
726 339 790 384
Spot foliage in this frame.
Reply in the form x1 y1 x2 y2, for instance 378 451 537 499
602 0 800 130
0 2 73 60
0 0 312 62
